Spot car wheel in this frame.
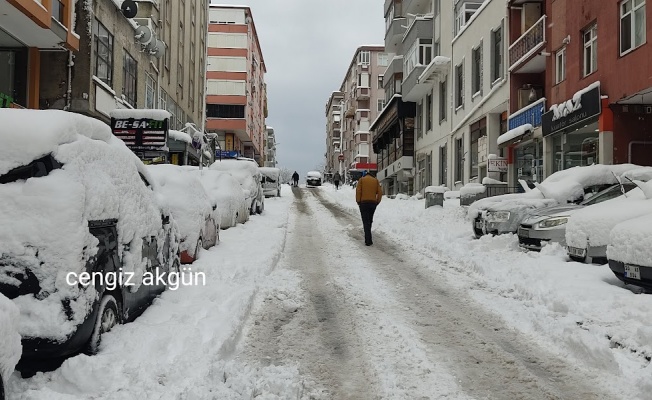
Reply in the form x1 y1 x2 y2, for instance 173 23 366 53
194 237 203 260
85 294 120 355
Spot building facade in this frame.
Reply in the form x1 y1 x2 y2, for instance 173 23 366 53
333 46 387 182
1 0 79 109
325 91 344 175
205 5 268 165
264 126 277 167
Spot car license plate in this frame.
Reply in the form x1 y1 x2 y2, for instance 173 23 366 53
518 227 529 238
568 246 586 258
624 264 641 280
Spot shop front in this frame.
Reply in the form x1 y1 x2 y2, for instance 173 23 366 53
0 30 28 108
542 82 604 174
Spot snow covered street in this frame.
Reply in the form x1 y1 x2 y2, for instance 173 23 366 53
7 184 652 399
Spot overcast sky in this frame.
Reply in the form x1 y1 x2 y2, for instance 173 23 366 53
210 0 385 175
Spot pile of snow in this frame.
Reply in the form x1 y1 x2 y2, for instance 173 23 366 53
395 193 410 200
0 293 21 387
0 109 175 341
460 183 486 197
183 167 249 228
497 123 532 146
608 212 652 266
565 182 652 250
210 159 262 205
444 191 461 200
481 177 506 185
425 185 448 194
168 129 192 144
147 164 217 255
259 167 280 180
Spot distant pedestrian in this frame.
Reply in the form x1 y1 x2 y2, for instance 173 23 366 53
292 171 299 187
355 170 382 246
333 171 341 190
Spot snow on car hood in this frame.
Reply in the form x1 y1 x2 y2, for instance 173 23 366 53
608 213 652 266
148 165 215 255
0 293 21 385
565 186 652 249
185 168 248 228
0 110 168 341
210 160 261 200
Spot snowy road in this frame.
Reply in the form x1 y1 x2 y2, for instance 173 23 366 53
241 187 616 399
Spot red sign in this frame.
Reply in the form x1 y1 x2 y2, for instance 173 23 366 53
338 154 345 161
354 163 377 170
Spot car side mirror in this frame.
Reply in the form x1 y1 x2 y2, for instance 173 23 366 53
162 214 170 225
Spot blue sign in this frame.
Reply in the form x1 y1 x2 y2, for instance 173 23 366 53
508 100 545 131
215 150 240 158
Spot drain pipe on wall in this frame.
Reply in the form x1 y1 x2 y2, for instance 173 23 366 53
628 141 652 163
64 50 74 110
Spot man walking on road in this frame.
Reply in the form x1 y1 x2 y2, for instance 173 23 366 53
333 171 341 190
292 171 299 187
355 170 382 246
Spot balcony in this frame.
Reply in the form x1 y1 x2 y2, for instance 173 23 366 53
402 16 433 47
356 109 370 123
509 15 547 73
385 17 407 54
383 56 404 87
403 0 433 16
355 86 370 100
508 97 546 130
403 56 450 102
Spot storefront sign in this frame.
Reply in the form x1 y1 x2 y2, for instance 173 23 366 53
111 117 168 151
215 150 239 158
488 158 508 173
542 85 601 137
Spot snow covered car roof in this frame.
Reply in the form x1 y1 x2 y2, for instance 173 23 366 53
0 109 172 341
210 158 260 175
565 181 652 250
608 212 652 266
469 164 642 218
0 293 21 389
181 167 248 228
307 171 322 178
259 167 280 179
147 164 217 255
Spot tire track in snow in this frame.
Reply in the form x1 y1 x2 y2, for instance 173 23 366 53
312 189 616 400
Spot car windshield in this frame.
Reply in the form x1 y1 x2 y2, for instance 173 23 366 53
0 154 63 184
581 183 636 205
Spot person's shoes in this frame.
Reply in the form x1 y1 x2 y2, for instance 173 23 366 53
365 242 372 246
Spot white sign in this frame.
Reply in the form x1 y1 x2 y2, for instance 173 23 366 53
488 158 508 173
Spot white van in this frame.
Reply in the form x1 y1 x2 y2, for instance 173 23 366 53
259 167 281 197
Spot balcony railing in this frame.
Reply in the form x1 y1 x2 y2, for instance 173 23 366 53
508 97 546 130
509 15 546 69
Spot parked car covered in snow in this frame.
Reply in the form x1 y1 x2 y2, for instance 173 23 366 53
470 164 641 238
518 182 638 251
607 212 652 290
0 294 21 400
0 109 180 361
148 164 220 264
210 158 264 214
259 167 281 197
566 176 652 264
184 167 249 228
306 171 322 187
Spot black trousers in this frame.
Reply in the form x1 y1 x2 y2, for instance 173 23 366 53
334 180 340 189
359 202 377 244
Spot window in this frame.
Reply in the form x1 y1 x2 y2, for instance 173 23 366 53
377 53 389 66
555 47 566 84
620 0 646 54
418 158 426 190
405 39 433 76
472 43 482 95
583 24 598 76
378 75 384 89
416 101 423 139
455 137 464 182
455 62 464 109
377 99 386 112
358 51 370 65
491 25 503 83
426 93 433 131
93 19 114 86
122 50 137 106
145 74 156 109
439 79 447 122
455 1 483 35
439 144 447 186
189 79 195 112
470 118 486 179
206 104 245 118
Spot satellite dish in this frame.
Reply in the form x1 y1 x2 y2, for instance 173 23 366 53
121 0 138 18
149 39 166 58
134 25 152 45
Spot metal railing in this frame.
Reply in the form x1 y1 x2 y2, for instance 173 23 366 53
509 15 546 69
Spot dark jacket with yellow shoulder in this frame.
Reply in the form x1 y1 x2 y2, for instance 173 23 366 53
356 175 383 204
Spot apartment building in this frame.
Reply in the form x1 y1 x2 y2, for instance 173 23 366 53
33 0 207 164
264 126 277 167
502 0 652 185
332 46 387 182
325 91 344 175
0 0 79 109
206 5 267 165
448 0 509 188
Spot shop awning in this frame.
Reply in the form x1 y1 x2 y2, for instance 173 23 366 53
497 123 533 148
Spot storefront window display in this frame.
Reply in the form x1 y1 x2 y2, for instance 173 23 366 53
551 130 599 173
514 140 543 186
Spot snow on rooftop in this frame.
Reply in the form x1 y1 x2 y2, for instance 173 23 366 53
169 130 192 143
497 124 533 146
425 186 448 194
109 109 172 120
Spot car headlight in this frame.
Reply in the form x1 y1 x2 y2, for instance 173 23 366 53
538 217 568 228
485 211 511 222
